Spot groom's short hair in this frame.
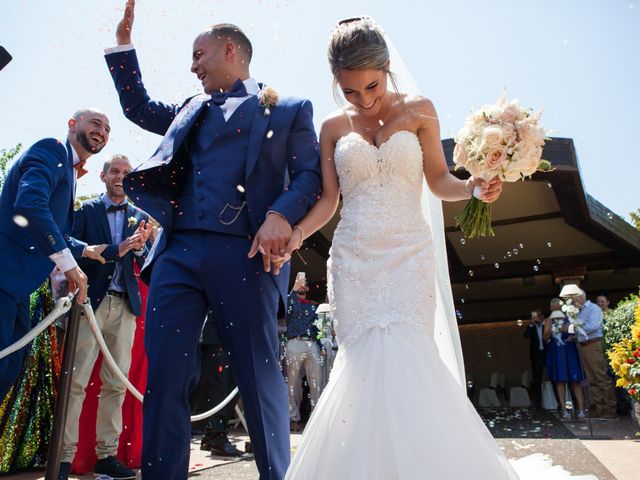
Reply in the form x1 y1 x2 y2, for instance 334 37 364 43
209 23 253 62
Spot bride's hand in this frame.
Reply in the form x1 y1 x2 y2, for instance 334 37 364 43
466 176 503 204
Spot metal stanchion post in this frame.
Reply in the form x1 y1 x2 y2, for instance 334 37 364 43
45 299 83 480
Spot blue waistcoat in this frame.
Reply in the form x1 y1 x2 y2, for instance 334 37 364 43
173 98 257 235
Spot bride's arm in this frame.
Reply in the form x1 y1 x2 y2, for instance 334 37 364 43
413 97 502 203
284 119 341 255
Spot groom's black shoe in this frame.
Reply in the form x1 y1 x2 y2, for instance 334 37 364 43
210 435 245 457
93 456 136 479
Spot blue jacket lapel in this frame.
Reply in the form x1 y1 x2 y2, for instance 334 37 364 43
139 94 210 171
245 104 271 182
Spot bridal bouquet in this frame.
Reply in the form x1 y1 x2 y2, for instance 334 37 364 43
453 96 551 238
560 297 583 335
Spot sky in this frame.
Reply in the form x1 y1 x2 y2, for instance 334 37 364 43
1 0 638 221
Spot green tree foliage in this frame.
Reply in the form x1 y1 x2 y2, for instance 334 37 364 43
0 144 22 190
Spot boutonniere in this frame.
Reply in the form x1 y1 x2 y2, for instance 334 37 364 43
128 216 137 228
258 86 278 116
73 199 83 211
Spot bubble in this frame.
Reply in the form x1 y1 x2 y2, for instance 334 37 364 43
460 238 466 245
460 298 465 304
536 259 542 264
533 265 539 272
547 182 552 188
494 263 500 269
237 184 246 193
507 252 512 257
456 310 463 320
486 351 492 358
565 401 574 411
466 380 474 389
607 212 614 219
464 284 469 290
480 254 485 261
516 319 524 327
468 270 474 277
546 242 552 248
512 248 518 255
13 215 28 228
488 420 495 428
519 243 524 249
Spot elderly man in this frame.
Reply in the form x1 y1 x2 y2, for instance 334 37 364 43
562 285 618 420
0 109 110 400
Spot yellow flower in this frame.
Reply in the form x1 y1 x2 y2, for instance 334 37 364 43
128 216 137 228
258 86 279 116
616 378 626 387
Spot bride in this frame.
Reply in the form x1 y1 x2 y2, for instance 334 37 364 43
283 17 595 480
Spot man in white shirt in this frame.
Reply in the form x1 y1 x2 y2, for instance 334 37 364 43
574 290 618 420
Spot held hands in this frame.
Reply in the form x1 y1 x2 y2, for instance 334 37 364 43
466 177 503 204
116 0 135 45
248 212 292 275
83 244 108 264
64 266 88 304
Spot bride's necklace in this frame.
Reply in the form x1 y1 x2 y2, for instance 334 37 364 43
352 101 392 134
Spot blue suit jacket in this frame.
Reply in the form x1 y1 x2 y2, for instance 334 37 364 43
71 196 149 316
0 139 86 298
105 49 322 298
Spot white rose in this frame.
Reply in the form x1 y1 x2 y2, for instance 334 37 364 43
501 124 517 147
481 126 503 150
453 141 470 168
518 121 545 146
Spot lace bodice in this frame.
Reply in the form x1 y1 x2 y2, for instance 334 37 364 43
327 130 436 347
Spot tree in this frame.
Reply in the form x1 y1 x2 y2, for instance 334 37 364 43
0 143 22 190
631 208 640 231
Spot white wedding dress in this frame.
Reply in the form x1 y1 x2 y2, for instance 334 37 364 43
285 130 596 480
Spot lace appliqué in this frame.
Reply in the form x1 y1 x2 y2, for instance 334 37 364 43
328 130 437 348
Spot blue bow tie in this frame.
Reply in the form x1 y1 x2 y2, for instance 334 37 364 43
210 79 248 106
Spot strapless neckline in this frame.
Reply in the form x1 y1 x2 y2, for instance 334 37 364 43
337 129 419 151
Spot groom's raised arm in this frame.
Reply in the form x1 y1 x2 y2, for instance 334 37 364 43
104 0 180 136
270 100 322 226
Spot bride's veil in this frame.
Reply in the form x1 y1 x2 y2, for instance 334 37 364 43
387 39 466 388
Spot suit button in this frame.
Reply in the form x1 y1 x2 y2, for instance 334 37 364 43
197 213 204 219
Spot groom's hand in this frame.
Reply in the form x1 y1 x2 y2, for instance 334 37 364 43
116 0 135 45
248 212 292 274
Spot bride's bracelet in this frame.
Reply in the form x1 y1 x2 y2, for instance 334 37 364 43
292 225 304 250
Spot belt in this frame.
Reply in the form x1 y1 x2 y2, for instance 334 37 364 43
288 336 312 341
579 337 602 347
106 289 128 298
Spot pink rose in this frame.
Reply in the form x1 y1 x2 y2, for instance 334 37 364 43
500 103 521 123
485 147 506 170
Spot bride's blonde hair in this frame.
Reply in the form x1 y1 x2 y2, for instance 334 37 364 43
327 16 403 105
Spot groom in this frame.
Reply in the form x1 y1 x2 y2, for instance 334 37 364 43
105 2 321 479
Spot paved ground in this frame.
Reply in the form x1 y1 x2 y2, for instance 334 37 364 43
8 409 639 479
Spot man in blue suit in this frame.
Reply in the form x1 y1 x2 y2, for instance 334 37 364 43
105 3 321 479
0 109 111 400
58 154 151 480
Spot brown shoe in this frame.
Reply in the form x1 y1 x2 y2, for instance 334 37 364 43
289 420 302 432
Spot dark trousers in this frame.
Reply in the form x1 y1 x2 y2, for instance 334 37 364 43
190 344 238 435
142 231 289 480
0 289 30 399
530 352 545 408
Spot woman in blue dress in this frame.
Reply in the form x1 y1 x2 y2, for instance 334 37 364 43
544 305 586 419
